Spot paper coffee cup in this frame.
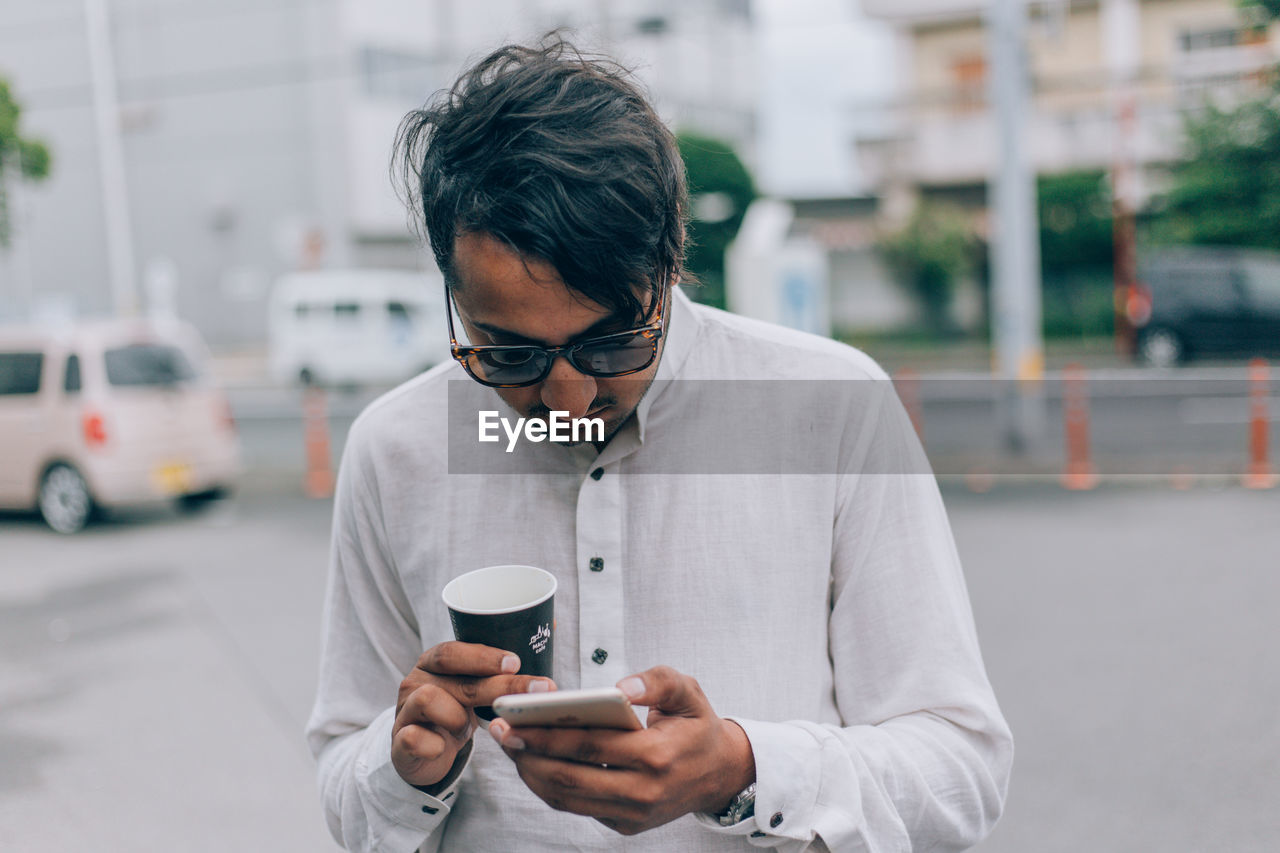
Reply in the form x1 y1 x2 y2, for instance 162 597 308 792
442 564 556 719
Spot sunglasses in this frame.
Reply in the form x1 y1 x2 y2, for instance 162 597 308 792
446 283 666 388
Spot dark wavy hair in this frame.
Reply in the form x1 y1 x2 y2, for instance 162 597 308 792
395 36 689 321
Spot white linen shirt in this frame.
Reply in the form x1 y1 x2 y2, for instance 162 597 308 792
305 288 1013 852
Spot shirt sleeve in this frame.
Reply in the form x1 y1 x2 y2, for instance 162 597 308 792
693 381 1014 851
304 416 469 853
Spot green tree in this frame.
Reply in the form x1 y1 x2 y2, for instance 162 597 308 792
1037 170 1116 338
0 77 52 249
877 202 976 336
1153 87 1280 250
1239 0 1280 23
676 132 756 310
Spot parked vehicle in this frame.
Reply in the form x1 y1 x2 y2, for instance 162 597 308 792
1132 247 1280 367
268 269 449 387
0 318 241 533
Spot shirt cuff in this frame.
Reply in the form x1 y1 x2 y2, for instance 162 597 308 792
357 707 471 850
691 718 822 847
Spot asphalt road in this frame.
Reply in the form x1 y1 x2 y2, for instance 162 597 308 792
2 483 1278 851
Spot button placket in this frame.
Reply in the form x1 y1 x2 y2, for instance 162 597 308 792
576 462 626 687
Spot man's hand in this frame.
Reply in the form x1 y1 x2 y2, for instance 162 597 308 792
487 665 756 836
393 642 555 789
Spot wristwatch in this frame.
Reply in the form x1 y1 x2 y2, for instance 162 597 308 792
715 782 756 826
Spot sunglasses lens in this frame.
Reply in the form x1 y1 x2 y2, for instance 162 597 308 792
465 348 549 386
573 332 657 375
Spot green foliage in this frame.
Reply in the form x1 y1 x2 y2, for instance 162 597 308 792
1152 87 1280 250
1037 170 1115 338
17 138 51 180
0 77 54 248
1239 0 1280 23
1038 170 1113 270
877 202 977 335
676 132 757 309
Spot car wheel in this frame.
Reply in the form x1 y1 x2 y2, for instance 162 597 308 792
39 464 94 534
1138 328 1185 368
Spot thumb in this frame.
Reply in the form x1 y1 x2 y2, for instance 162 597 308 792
617 665 709 718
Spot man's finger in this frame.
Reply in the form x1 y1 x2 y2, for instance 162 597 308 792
397 683 472 739
617 666 708 717
417 641 522 677
490 719 648 769
433 673 555 710
393 720 450 765
506 750 650 813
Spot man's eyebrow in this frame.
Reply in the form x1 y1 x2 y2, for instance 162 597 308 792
472 313 631 346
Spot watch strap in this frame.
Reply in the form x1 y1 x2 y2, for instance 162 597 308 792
716 781 756 826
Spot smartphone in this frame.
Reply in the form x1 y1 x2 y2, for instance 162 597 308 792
492 687 644 730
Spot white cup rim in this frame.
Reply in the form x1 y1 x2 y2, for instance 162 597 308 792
441 564 557 615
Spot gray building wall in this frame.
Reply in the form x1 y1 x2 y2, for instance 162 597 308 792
1 0 343 348
2 0 757 349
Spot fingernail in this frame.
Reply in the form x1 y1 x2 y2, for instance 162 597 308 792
618 676 645 700
501 655 520 674
488 719 508 740
504 734 526 751
527 679 551 693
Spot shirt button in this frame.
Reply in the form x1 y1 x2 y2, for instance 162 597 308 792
589 557 604 572
591 648 608 665
422 805 438 814
769 812 783 828
750 831 766 838
590 467 604 480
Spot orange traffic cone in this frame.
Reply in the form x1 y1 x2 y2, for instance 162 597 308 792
303 387 335 498
1061 363 1098 490
1243 359 1276 490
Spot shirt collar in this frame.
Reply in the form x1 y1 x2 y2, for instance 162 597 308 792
633 285 700 444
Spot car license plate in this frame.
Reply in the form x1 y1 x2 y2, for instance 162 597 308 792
152 462 193 496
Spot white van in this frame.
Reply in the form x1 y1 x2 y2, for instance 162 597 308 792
267 269 449 387
0 318 241 533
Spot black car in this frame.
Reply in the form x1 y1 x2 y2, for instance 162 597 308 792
1133 247 1280 367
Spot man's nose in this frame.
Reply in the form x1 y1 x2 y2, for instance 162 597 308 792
539 356 597 419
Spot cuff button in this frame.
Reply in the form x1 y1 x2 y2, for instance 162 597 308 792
769 812 783 828
422 805 439 814
750 830 766 838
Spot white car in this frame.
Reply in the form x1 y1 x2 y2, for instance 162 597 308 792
268 269 450 387
0 318 241 533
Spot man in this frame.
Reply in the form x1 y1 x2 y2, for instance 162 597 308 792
306 38 1012 852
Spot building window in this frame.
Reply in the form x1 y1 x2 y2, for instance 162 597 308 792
1179 26 1268 53
951 54 987 112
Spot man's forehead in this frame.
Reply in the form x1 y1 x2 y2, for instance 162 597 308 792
449 232 650 318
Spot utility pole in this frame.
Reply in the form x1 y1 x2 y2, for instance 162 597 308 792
1103 0 1141 356
987 0 1045 453
84 0 139 317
